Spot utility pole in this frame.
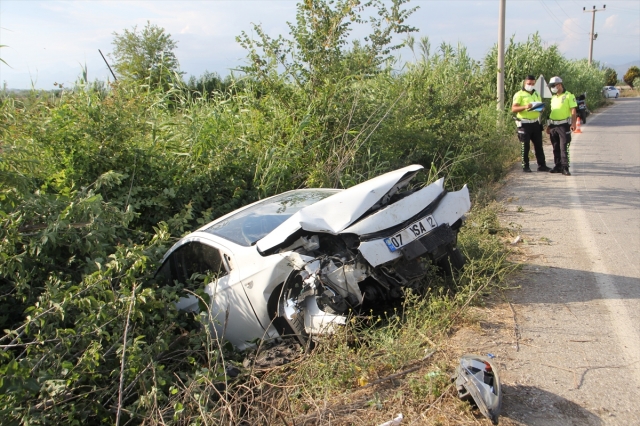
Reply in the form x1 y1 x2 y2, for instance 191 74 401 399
497 0 506 111
584 5 606 66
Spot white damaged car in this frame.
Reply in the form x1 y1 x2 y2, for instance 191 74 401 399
157 165 471 349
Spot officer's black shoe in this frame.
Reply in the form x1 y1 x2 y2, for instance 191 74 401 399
562 167 571 176
537 165 551 172
523 166 532 173
549 167 563 173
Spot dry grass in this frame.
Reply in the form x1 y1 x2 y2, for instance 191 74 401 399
619 88 640 98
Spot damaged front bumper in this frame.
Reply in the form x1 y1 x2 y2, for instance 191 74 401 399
354 183 470 267
273 178 471 340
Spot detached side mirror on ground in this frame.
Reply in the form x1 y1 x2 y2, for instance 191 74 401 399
454 354 502 425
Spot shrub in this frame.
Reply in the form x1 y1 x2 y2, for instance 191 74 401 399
604 68 617 86
623 66 640 88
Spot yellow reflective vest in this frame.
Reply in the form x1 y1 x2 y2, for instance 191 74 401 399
549 91 577 120
512 89 541 120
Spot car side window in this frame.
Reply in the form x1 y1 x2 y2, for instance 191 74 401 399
157 242 229 287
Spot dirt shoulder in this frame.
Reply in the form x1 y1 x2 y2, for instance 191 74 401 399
448 100 640 426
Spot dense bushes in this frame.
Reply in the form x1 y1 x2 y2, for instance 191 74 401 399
0 1 607 423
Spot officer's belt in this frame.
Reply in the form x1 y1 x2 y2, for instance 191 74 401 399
518 118 539 124
548 119 570 125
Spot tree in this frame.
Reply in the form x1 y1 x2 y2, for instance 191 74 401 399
186 71 235 97
236 0 417 89
603 68 617 86
623 66 640 88
110 22 181 90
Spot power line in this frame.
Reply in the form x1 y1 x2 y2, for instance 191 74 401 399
604 6 640 13
539 0 587 36
598 33 640 39
553 0 590 32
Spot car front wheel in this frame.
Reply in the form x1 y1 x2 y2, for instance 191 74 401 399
436 246 466 275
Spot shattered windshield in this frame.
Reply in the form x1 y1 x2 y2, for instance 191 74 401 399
204 189 339 246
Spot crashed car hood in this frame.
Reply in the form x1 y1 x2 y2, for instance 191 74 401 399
257 164 424 254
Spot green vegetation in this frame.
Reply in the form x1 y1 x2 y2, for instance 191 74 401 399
110 21 182 90
1 1 608 424
624 66 640 88
604 67 617 86
485 33 607 111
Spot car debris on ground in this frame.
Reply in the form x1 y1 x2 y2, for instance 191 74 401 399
454 354 502 425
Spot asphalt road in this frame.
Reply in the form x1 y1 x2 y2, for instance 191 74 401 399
469 97 640 425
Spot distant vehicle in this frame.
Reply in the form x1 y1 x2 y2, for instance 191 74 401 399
603 86 619 99
157 165 470 350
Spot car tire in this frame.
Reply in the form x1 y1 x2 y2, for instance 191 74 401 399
244 339 305 370
615 93 619 98
449 247 466 270
437 247 466 275
268 282 303 341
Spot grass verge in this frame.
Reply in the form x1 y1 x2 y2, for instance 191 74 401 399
620 89 640 98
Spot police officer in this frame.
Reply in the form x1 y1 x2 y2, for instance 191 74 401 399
546 76 577 176
511 75 550 172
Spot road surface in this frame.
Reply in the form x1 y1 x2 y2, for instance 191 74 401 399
453 97 640 425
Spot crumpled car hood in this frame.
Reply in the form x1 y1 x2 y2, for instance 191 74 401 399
257 165 424 254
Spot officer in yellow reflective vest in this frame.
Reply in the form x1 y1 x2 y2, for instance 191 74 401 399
546 76 577 176
511 75 551 172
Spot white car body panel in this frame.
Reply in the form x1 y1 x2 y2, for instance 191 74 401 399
430 185 471 225
257 164 423 253
235 251 301 339
342 178 445 235
166 236 270 350
303 296 347 334
161 233 297 349
357 185 470 267
356 240 403 267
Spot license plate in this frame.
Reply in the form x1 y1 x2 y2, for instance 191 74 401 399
384 215 438 252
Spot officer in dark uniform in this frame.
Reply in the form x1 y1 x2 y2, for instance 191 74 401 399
511 75 550 172
546 76 577 176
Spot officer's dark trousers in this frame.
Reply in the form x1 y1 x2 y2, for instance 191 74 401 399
517 122 545 168
549 123 572 169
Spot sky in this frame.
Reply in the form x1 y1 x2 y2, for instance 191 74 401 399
1 0 639 89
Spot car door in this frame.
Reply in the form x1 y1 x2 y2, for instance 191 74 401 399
157 239 269 349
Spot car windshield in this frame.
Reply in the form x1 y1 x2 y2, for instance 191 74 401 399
204 189 340 246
